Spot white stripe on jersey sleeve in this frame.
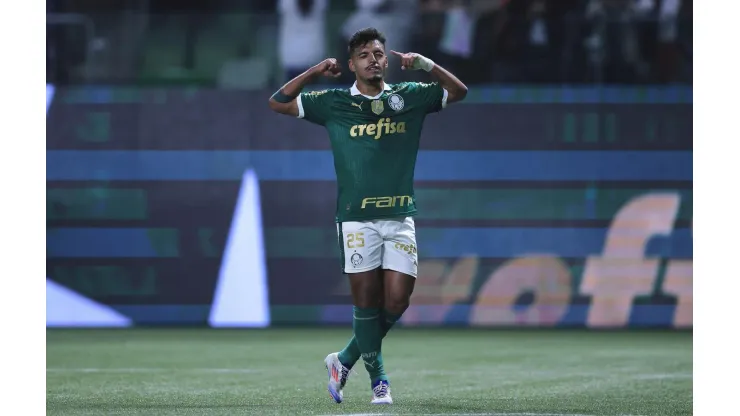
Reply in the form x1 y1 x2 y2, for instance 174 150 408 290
442 88 449 109
296 94 305 119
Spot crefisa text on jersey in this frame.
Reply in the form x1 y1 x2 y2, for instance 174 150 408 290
350 118 407 140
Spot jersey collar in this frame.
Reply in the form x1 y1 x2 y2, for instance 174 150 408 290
350 81 391 99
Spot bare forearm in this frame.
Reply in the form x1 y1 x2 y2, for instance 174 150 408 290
390 50 468 104
268 65 320 116
278 66 321 98
268 58 341 116
430 64 468 104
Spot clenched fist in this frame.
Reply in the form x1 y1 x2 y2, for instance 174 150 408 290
313 58 342 78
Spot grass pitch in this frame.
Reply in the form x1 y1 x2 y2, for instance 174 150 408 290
47 328 691 415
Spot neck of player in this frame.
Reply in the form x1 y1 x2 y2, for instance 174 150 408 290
357 78 385 97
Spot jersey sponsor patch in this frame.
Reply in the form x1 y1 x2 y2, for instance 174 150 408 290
371 100 384 115
349 118 407 140
388 94 405 111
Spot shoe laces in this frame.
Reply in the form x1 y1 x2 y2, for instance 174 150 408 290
373 382 389 398
339 365 351 385
335 362 356 387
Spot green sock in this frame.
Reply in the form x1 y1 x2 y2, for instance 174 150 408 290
351 306 387 383
338 309 403 369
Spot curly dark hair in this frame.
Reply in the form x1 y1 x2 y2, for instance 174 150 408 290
347 27 387 56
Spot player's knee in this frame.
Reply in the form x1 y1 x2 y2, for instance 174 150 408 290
384 293 410 315
351 282 383 308
348 270 383 308
354 295 382 309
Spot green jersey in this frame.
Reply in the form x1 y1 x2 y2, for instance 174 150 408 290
297 81 447 222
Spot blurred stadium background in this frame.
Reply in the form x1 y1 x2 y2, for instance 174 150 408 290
46 0 692 415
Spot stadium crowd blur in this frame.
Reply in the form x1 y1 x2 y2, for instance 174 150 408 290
47 0 692 86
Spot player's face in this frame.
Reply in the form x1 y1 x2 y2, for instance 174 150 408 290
349 40 388 83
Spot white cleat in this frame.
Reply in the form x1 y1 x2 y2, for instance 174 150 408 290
371 380 393 404
324 352 351 403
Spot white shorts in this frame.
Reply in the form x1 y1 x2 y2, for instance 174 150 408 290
336 216 418 278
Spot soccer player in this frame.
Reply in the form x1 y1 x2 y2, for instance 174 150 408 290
268 27 467 404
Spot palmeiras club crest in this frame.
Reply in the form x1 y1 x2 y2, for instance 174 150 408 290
351 252 364 267
388 94 404 111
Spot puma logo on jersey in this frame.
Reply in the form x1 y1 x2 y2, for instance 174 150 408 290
350 118 407 140
351 102 364 111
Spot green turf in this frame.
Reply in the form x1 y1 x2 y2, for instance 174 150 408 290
47 329 692 415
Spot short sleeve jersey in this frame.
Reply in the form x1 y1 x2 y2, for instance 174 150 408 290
297 81 448 222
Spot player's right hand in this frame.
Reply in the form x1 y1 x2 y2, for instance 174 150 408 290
314 58 342 78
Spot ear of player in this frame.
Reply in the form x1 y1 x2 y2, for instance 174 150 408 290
390 51 434 72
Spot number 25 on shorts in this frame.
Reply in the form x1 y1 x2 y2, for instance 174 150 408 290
346 232 365 249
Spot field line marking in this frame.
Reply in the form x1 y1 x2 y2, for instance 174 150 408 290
46 367 261 374
318 413 618 416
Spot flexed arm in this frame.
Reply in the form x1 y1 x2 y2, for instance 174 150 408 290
390 51 468 104
268 58 342 117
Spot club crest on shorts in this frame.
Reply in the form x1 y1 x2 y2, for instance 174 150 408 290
351 252 364 267
371 100 384 115
387 94 404 111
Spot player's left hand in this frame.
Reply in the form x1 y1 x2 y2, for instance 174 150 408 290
390 51 434 72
